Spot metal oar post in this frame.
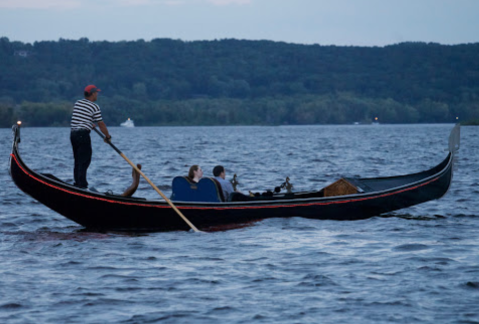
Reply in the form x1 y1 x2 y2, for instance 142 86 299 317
92 127 201 233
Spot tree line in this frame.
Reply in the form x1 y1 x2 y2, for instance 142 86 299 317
1 37 478 127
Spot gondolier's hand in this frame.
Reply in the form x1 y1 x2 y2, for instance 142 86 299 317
104 135 112 143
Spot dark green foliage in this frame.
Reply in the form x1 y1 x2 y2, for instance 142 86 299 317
1 37 478 126
0 103 14 128
15 102 72 127
462 119 479 126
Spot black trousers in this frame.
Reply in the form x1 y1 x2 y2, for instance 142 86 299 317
70 129 92 188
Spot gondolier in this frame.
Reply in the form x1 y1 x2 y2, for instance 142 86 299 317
70 84 112 188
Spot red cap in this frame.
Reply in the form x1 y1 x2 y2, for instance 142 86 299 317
84 85 101 94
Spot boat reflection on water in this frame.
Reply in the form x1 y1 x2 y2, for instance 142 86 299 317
120 118 135 127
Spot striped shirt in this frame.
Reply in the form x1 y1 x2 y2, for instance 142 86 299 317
71 99 103 130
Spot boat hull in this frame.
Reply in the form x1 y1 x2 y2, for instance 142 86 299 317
9 125 457 231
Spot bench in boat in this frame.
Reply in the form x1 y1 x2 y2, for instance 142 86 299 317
171 176 225 202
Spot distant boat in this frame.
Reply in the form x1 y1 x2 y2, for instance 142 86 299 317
120 118 134 127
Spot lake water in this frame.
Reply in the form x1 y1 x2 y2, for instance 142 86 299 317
1 124 479 323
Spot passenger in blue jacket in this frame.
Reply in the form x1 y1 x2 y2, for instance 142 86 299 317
213 165 236 201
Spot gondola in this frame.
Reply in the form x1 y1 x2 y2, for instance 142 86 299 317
9 124 460 232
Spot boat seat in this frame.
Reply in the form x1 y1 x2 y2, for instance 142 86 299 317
171 176 225 202
229 192 289 202
229 192 254 202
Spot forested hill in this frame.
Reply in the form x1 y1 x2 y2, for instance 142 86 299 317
1 37 478 127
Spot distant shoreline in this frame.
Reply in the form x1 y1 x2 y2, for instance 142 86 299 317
461 120 479 126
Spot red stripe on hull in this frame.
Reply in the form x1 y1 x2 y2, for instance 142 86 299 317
10 153 441 211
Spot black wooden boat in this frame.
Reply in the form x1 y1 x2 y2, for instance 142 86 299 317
9 124 460 232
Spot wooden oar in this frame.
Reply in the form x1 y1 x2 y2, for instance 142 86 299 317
92 127 202 233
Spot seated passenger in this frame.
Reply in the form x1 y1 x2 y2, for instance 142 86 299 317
121 164 142 197
188 165 203 183
213 165 237 201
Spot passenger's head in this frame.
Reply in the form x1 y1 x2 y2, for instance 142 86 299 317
213 165 225 178
188 165 203 181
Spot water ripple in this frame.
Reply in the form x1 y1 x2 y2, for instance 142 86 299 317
1 124 479 323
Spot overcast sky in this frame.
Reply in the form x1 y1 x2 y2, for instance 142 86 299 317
1 0 478 46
